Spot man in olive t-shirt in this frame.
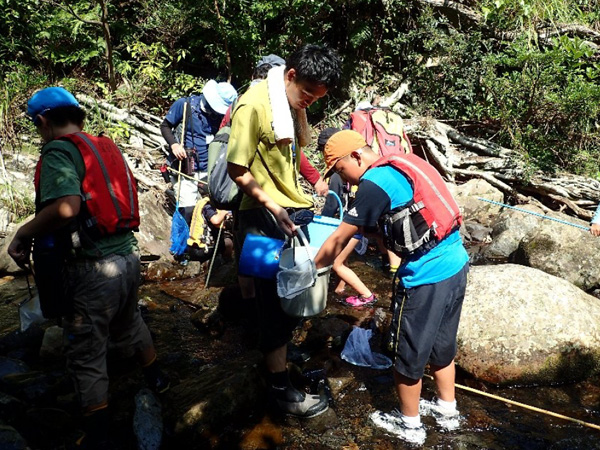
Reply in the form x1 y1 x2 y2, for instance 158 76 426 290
227 45 341 418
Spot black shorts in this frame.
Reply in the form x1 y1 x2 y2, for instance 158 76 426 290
389 263 469 380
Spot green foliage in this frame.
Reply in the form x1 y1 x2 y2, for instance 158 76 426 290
481 36 600 174
1 0 600 177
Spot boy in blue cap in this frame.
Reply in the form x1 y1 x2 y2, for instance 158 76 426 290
9 87 168 448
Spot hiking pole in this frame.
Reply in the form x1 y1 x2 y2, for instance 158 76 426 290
166 166 208 184
423 374 600 431
477 198 590 231
205 222 224 288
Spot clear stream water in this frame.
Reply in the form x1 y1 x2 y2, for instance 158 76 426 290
1 249 599 449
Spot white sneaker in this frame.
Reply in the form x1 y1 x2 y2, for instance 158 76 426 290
369 409 426 445
419 398 461 431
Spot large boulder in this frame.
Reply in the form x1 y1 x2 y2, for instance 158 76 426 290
513 212 600 291
484 204 546 260
457 264 600 385
449 179 503 227
0 216 33 275
136 190 173 261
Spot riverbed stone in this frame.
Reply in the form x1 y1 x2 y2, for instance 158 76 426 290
0 216 33 275
457 264 600 385
484 203 545 260
0 424 28 450
0 371 55 403
166 351 263 439
513 213 600 291
449 179 503 227
0 357 29 379
39 326 64 360
0 393 25 421
134 388 163 450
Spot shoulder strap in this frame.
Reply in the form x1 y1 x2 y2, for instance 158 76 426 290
186 97 194 145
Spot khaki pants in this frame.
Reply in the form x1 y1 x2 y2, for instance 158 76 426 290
62 252 154 408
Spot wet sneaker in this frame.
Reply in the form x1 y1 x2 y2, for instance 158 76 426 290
269 385 329 418
345 293 377 307
369 409 426 445
419 397 460 431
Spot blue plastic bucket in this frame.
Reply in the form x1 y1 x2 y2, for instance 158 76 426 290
307 191 344 249
307 215 341 249
239 234 285 279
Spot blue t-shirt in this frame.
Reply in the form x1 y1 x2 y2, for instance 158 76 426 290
343 166 468 288
164 95 223 171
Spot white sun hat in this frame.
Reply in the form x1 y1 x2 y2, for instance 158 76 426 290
202 79 238 115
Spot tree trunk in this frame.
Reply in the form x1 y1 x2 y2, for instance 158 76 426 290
98 0 117 92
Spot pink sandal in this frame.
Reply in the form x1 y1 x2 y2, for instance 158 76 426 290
345 293 377 307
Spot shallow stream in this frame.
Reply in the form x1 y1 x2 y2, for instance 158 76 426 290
1 248 599 449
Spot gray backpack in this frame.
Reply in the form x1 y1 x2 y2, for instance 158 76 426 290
207 124 242 210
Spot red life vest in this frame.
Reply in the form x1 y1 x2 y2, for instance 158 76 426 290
371 154 462 256
34 132 140 237
349 107 413 156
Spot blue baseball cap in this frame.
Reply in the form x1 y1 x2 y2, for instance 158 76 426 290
27 87 80 121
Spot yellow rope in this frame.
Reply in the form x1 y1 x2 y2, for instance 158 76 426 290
424 374 600 431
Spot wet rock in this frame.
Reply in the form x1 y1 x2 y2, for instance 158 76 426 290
0 424 28 450
166 351 263 439
0 371 55 403
190 306 224 336
327 374 358 398
239 416 283 448
134 388 163 450
514 213 600 291
297 317 351 351
0 357 30 379
0 326 45 357
458 264 600 385
370 308 388 333
300 406 338 434
144 260 202 282
39 326 63 360
449 179 503 227
0 393 25 421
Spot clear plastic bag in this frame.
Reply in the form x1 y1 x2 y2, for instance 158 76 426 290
19 294 46 332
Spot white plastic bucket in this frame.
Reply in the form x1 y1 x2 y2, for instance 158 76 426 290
277 229 331 317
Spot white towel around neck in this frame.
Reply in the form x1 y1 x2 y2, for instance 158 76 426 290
267 65 295 145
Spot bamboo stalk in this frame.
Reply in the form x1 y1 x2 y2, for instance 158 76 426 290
424 374 600 432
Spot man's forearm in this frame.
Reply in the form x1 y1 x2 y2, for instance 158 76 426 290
16 196 81 240
314 222 358 269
